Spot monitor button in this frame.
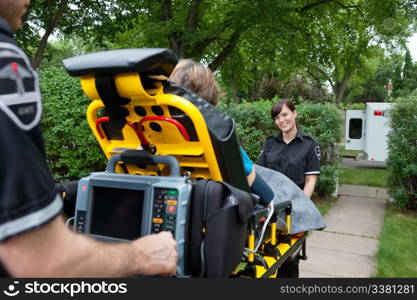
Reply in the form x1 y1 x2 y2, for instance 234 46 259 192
166 205 176 214
166 200 177 206
152 218 163 224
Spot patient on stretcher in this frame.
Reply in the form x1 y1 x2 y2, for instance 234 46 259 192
168 58 274 207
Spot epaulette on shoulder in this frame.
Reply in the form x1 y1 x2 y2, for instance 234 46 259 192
301 132 318 144
264 135 275 144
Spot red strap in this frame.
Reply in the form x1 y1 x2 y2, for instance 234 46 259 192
95 116 191 146
95 117 110 139
137 116 191 143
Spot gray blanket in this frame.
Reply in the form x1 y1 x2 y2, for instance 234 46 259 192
255 165 326 234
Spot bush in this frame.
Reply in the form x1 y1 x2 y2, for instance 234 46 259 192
220 98 341 196
339 102 366 111
316 165 340 197
296 103 341 196
219 99 275 160
40 67 106 179
296 102 342 165
387 91 417 211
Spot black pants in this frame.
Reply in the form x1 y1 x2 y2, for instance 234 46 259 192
277 257 300 277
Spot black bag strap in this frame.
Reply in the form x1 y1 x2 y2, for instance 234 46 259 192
198 180 212 277
189 180 213 277
188 180 254 277
217 181 254 223
95 75 130 131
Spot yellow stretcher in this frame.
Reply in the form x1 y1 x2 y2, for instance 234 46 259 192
63 48 307 278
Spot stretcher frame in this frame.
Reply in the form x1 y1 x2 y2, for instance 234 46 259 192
63 48 307 278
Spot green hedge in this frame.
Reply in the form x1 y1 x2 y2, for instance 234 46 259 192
220 99 341 196
296 102 342 166
387 91 417 211
39 67 106 179
339 102 366 110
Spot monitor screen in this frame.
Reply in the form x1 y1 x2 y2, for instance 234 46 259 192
90 186 144 240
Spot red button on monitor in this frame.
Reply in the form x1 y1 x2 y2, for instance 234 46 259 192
167 205 176 214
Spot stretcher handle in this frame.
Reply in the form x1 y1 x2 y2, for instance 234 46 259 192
106 149 180 176
274 200 292 212
249 201 292 226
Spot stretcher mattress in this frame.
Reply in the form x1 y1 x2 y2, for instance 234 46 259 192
255 165 326 234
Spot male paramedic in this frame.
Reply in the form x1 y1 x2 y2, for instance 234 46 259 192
0 0 178 277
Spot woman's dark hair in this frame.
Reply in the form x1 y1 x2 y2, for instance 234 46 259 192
271 99 296 120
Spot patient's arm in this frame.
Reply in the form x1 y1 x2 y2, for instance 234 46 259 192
240 148 274 206
248 167 274 206
247 167 256 185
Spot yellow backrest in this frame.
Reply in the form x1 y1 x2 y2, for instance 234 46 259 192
63 48 249 191
82 73 222 180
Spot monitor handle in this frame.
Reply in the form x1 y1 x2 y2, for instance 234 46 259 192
106 149 180 176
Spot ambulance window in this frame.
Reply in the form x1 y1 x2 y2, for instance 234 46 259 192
349 118 362 139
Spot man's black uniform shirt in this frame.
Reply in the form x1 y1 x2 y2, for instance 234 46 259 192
257 130 321 190
0 18 62 248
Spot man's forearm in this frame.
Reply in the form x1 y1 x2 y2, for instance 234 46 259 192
0 215 139 277
54 227 138 277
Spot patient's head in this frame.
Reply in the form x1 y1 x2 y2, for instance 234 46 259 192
169 59 220 106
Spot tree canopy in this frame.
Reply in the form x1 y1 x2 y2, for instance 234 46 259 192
17 0 417 103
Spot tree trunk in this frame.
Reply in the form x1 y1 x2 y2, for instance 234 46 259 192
230 87 241 103
161 0 180 54
333 72 351 108
208 29 241 71
32 0 69 69
178 0 201 58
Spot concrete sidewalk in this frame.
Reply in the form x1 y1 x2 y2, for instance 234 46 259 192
299 184 388 277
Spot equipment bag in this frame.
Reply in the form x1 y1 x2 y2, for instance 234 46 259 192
188 180 254 277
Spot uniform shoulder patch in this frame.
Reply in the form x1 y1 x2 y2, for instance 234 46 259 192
314 145 321 160
0 42 41 131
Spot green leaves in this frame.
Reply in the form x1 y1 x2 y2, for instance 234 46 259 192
387 90 417 210
16 0 417 103
39 66 106 179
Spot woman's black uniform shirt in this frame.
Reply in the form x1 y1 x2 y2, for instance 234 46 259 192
257 130 321 190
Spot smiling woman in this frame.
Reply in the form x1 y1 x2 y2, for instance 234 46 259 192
258 99 321 199
257 99 322 278
272 100 298 139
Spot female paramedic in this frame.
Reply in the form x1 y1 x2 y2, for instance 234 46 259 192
169 59 274 207
257 99 321 277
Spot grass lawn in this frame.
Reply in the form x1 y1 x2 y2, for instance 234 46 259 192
374 208 417 277
339 167 388 187
340 145 363 157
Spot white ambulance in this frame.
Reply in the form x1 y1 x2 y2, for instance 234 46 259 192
345 102 393 162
